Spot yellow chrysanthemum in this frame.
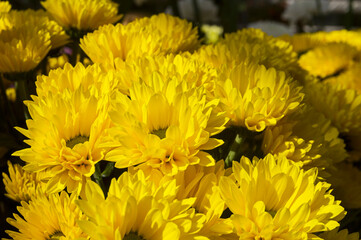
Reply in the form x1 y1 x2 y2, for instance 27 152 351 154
281 30 361 53
76 170 206 239
298 43 357 78
142 160 234 239
325 61 361 94
112 54 217 95
2 161 50 202
303 79 361 135
194 28 303 79
0 1 11 13
6 191 87 240
323 29 361 51
35 62 115 99
13 63 113 194
278 32 326 53
0 25 50 73
104 75 228 176
80 13 200 69
262 103 347 171
223 28 301 74
41 0 122 31
215 62 303 132
0 9 69 49
173 161 234 239
325 162 361 209
219 154 345 239
319 228 360 240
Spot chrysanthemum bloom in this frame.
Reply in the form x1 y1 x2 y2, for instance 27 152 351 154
303 79 361 162
0 1 11 13
0 25 51 73
325 162 361 209
112 54 218 95
76 170 206 239
278 32 326 53
2 161 50 202
6 191 87 239
215 62 303 132
323 29 361 50
298 43 357 79
13 63 113 194
318 227 360 240
325 61 361 94
143 160 235 239
0 9 69 49
105 75 228 176
35 63 115 99
262 104 347 172
41 0 122 31
173 161 235 239
303 79 361 135
220 154 345 239
80 13 200 69
204 61 303 165
280 30 361 54
195 28 303 78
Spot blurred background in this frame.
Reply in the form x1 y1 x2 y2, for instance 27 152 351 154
7 0 361 36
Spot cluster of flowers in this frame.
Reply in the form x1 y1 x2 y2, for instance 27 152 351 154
1 0 361 239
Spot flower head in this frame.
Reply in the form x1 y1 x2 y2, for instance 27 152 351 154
298 43 357 78
325 61 361 94
6 191 87 240
2 161 50 202
80 13 200 69
0 23 51 73
220 154 345 239
172 161 234 238
113 54 218 95
76 170 206 239
195 28 302 78
105 74 227 176
13 63 113 194
215 62 303 132
303 79 361 135
0 9 69 49
262 103 347 172
41 0 122 30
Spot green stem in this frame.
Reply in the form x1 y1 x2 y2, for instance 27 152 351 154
223 126 265 168
16 79 31 120
93 163 107 195
224 133 243 168
101 162 115 178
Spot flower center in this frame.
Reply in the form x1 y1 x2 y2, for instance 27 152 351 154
47 230 65 240
152 128 167 139
123 232 145 240
66 135 89 148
